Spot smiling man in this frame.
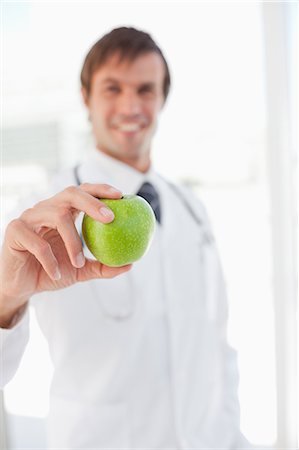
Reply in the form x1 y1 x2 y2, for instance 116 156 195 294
0 27 251 449
82 54 165 171
80 31 168 172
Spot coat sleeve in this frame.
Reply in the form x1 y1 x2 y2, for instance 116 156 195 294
0 168 75 388
0 190 46 389
0 305 30 388
203 224 253 448
179 184 253 447
214 251 251 447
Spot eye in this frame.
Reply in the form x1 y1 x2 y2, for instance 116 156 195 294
106 85 120 93
139 85 155 95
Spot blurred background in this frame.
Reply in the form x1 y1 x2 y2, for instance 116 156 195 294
1 1 297 449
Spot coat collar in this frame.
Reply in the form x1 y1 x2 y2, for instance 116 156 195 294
79 148 157 195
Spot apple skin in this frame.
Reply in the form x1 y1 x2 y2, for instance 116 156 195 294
82 195 156 267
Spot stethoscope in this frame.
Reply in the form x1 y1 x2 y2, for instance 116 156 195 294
73 164 213 320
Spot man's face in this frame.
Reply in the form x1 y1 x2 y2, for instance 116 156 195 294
82 52 166 172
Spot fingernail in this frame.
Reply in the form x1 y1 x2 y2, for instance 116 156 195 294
53 267 61 280
100 206 114 219
75 252 85 268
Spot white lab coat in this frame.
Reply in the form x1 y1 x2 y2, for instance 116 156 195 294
1 150 251 449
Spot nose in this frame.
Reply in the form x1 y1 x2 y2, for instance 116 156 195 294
116 90 142 116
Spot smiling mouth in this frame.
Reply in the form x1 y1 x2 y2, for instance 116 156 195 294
115 123 143 133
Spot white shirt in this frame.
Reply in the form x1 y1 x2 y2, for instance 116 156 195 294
1 149 251 449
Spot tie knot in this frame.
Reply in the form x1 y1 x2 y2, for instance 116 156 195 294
136 182 161 224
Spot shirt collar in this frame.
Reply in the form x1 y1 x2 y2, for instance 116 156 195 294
86 148 155 195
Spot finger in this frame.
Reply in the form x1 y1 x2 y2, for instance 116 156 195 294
55 185 122 223
55 209 86 269
77 260 132 282
79 183 123 199
21 206 85 269
20 184 124 269
7 220 61 281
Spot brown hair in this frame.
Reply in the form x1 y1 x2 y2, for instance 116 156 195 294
80 27 171 100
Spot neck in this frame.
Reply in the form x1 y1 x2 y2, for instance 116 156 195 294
97 147 151 173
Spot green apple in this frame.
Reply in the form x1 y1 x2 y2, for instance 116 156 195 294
82 195 156 267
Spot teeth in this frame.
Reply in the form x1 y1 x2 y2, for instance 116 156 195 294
118 123 140 132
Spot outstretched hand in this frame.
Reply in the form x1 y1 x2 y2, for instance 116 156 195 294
0 183 132 327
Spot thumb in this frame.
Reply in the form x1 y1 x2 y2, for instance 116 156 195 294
77 259 132 282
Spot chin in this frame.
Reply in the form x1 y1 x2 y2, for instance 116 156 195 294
117 146 150 168
114 142 146 156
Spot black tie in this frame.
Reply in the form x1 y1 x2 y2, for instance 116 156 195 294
137 182 161 224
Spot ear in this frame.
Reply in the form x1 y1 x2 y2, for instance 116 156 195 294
159 96 166 112
81 87 89 108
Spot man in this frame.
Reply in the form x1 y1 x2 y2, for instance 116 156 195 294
0 27 250 448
